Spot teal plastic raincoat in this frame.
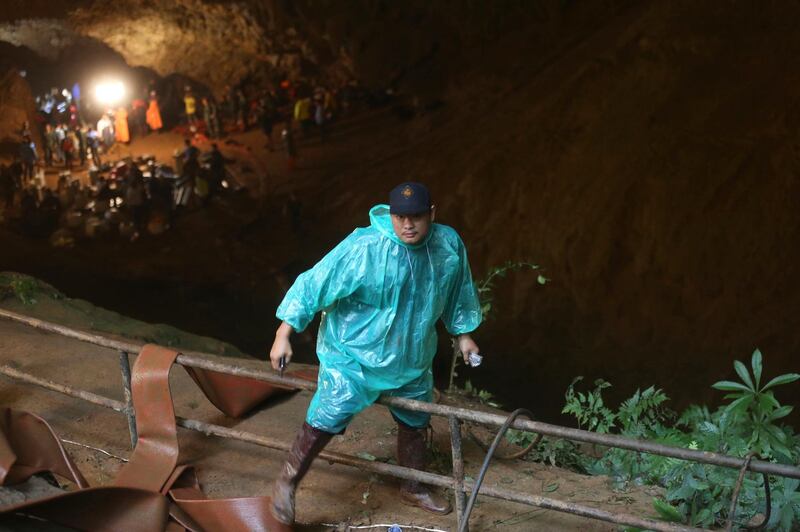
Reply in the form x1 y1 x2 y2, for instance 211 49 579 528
277 205 482 432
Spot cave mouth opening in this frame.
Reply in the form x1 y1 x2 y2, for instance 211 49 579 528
0 34 216 139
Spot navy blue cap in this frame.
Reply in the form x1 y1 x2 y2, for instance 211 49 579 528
389 182 431 215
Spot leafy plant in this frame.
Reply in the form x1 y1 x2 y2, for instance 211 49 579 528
505 429 585 469
462 379 502 408
562 377 616 433
10 277 38 305
711 349 799 460
617 385 673 436
447 260 546 392
568 350 800 530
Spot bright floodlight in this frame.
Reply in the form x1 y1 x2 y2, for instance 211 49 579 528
95 80 126 105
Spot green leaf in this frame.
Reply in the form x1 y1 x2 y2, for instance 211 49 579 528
724 394 753 416
537 274 548 285
698 421 719 435
711 381 752 393
751 349 763 389
762 373 800 391
653 497 684 522
693 508 713 526
357 452 377 461
758 392 780 411
766 424 788 443
543 482 559 492
734 360 755 391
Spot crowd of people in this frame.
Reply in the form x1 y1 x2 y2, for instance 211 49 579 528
0 141 234 243
2 73 389 245
16 75 375 186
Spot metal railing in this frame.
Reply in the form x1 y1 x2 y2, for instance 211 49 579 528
1 308 797 531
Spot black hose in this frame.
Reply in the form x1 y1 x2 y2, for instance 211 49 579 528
458 408 535 532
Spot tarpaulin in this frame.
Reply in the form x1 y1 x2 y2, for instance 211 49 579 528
0 344 316 531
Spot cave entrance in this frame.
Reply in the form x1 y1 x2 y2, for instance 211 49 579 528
1 34 213 134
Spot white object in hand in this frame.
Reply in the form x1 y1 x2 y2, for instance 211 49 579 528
468 352 483 367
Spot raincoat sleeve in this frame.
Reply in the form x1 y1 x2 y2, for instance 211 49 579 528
276 233 367 332
442 236 482 335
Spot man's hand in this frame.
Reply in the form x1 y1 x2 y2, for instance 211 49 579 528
457 334 480 364
269 322 294 371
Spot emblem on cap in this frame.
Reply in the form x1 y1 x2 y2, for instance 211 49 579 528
402 185 414 198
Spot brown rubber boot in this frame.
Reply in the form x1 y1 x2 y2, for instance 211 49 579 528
270 422 334 524
396 422 452 515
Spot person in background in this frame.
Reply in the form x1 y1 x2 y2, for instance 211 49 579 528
61 130 75 170
293 95 312 137
177 138 200 209
18 120 31 139
76 126 88 167
202 97 221 139
259 91 276 150
184 87 198 128
207 142 232 197
87 127 101 167
44 124 59 167
19 136 37 184
54 124 66 162
115 106 130 144
130 96 148 138
146 91 163 133
67 103 79 128
98 113 114 149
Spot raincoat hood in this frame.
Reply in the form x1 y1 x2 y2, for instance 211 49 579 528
369 204 434 249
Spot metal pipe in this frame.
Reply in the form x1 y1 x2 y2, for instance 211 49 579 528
472 482 705 532
2 308 800 481
118 351 138 448
0 366 704 532
378 396 800 480
174 353 315 391
0 308 142 353
449 416 467 532
0 308 314 391
0 365 127 412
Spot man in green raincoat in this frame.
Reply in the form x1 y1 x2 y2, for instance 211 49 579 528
269 182 482 525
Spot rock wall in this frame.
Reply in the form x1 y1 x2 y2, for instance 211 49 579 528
419 0 800 413
0 66 42 161
68 0 273 96
285 0 800 416
0 0 574 95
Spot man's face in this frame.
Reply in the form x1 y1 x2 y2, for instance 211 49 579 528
391 207 435 245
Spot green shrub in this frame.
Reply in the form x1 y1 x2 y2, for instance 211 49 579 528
562 350 800 530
